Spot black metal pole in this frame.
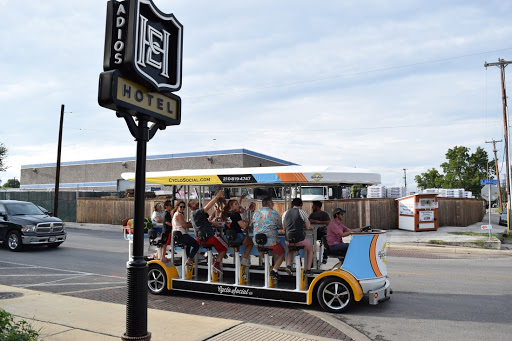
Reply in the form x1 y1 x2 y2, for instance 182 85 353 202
123 114 151 341
54 104 64 217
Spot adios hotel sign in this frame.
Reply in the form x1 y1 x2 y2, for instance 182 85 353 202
97 1 183 340
99 0 182 126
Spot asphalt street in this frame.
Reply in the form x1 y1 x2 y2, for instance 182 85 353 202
1 224 512 340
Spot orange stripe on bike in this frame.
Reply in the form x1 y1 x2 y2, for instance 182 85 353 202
370 235 382 277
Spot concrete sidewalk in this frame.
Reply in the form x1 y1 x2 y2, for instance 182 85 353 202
0 284 361 341
2 215 511 341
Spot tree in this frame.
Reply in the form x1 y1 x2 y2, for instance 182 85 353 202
414 168 444 190
415 145 492 196
2 178 20 188
440 146 489 195
0 142 7 172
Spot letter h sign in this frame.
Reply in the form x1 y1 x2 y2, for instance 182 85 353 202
103 0 183 93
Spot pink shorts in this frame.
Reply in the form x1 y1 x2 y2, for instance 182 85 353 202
197 235 228 253
266 243 285 256
285 238 312 248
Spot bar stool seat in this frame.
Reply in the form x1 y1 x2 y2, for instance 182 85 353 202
286 231 305 252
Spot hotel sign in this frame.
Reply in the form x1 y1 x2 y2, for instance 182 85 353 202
98 70 180 124
99 0 182 125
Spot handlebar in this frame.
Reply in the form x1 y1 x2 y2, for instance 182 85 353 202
361 225 373 233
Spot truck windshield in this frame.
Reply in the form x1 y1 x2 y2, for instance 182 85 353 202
5 202 44 216
301 187 324 196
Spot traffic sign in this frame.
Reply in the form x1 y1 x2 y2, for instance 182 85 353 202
480 179 499 185
481 185 499 201
481 224 493 230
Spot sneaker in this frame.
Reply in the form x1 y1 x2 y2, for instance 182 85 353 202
285 265 293 276
212 262 223 274
241 257 250 267
305 269 312 276
270 270 280 281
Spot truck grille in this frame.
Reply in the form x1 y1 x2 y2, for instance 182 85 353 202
36 222 64 233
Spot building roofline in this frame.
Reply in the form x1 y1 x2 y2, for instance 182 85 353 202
21 149 297 169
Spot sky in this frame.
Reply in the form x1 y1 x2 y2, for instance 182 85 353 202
1 0 512 193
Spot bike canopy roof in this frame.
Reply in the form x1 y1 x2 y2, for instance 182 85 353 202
122 165 381 187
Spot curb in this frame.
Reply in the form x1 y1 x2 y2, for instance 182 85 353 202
388 243 512 255
305 310 371 341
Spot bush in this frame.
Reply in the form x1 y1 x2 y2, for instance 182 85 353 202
0 309 40 340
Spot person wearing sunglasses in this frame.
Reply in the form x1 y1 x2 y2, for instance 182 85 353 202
171 200 199 267
189 190 228 274
326 208 362 254
221 199 254 267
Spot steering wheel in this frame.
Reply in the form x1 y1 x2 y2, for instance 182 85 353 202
361 225 372 233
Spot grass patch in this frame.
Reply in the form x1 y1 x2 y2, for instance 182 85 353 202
428 240 446 245
449 232 494 237
500 233 512 241
473 240 486 248
450 231 512 241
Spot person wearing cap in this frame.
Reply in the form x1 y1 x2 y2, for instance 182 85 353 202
326 208 362 253
151 202 166 227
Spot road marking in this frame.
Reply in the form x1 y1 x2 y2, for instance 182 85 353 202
15 282 126 288
59 285 126 295
0 274 84 277
389 270 512 279
0 261 125 279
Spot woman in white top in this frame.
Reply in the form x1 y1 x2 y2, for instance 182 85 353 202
171 200 199 266
151 203 166 227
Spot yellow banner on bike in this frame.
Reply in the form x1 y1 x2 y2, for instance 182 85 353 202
145 175 223 185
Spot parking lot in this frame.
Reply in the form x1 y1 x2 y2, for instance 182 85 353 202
0 260 126 295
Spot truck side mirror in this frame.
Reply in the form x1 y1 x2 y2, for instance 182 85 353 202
0 211 7 220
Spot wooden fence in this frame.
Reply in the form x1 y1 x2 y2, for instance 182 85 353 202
437 198 485 227
77 197 485 229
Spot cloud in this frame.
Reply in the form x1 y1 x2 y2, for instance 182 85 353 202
1 0 512 194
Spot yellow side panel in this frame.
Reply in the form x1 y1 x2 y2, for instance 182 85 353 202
307 270 363 305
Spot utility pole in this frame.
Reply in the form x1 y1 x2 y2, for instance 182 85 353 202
54 104 64 217
485 58 512 235
403 168 407 196
485 139 503 211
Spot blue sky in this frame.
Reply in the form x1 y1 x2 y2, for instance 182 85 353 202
1 0 511 193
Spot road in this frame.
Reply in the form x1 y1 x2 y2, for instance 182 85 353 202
1 228 511 341
336 253 512 341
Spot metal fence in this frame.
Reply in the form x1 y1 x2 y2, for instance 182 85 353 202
0 191 76 222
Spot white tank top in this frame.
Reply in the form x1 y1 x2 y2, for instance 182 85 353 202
172 211 187 234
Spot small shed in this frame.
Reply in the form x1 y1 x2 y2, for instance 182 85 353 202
396 193 438 231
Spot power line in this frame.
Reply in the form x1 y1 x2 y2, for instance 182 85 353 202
183 47 512 100
57 47 512 112
66 119 502 134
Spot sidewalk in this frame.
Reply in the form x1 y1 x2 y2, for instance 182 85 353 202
1 283 363 341
2 216 511 341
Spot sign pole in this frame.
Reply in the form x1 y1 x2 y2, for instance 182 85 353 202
488 184 492 240
489 184 491 226
119 112 164 341
125 113 149 340
99 2 182 338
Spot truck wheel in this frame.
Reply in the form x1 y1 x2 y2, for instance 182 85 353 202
317 277 353 313
148 264 168 295
7 231 23 252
